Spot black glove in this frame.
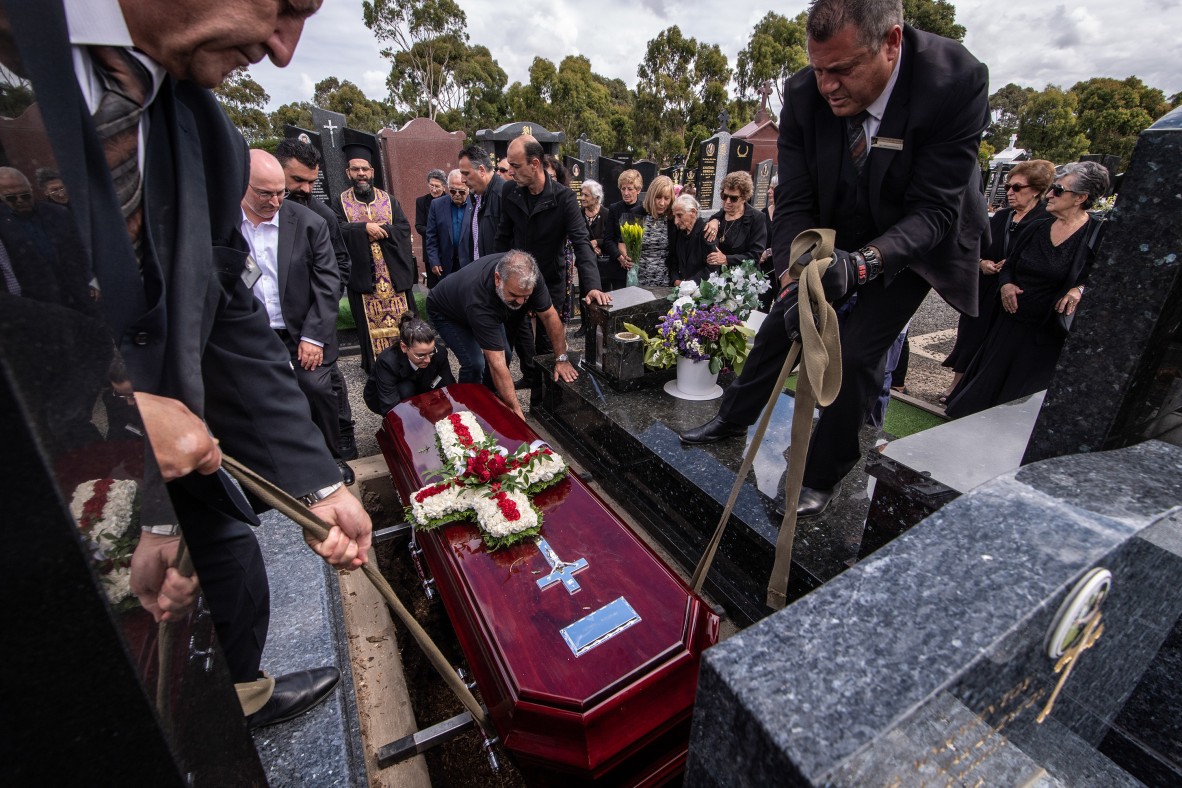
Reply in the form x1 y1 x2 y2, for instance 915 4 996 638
821 247 882 304
777 280 803 343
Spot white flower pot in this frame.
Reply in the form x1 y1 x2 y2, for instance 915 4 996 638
673 356 721 398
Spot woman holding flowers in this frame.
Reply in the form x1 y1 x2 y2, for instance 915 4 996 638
626 175 677 288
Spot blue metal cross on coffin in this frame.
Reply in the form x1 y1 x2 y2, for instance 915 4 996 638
535 537 588 594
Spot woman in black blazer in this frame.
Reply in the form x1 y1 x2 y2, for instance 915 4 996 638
365 314 455 415
702 170 767 270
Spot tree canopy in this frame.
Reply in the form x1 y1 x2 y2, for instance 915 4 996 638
214 69 271 143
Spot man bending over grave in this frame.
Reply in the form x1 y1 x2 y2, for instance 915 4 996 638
426 251 579 420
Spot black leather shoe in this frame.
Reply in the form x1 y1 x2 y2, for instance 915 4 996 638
338 433 359 461
337 459 356 486
679 416 748 445
774 484 842 520
247 666 341 731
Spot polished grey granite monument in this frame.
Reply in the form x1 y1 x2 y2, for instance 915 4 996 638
686 440 1182 786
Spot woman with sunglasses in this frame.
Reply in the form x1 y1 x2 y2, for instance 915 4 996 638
364 313 455 415
701 171 767 271
947 161 1109 419
941 159 1055 402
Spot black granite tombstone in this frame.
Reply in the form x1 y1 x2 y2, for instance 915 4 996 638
633 159 658 187
696 137 722 212
752 159 774 211
1025 108 1182 465
577 134 601 182
688 440 1182 786
283 124 331 204
563 155 585 202
597 155 629 205
311 106 350 201
475 121 566 162
727 138 754 177
583 286 675 390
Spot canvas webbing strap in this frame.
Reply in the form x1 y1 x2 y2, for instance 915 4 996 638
689 229 842 613
221 455 495 739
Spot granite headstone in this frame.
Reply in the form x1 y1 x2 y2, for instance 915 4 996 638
726 137 754 177
752 159 774 211
687 440 1182 786
311 106 349 202
598 155 629 205
475 120 565 161
634 159 658 187
577 134 601 182
563 155 585 202
697 132 730 213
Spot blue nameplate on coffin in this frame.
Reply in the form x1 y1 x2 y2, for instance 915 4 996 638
561 597 643 657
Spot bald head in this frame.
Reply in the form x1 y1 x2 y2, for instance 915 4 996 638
0 167 33 215
242 149 286 223
506 135 546 194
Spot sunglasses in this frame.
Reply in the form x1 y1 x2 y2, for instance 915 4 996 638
1004 182 1030 192
2 192 32 204
449 188 468 196
1048 183 1085 197
721 193 742 203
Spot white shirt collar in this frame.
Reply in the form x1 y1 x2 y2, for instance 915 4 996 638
63 0 135 47
241 206 282 229
865 40 903 124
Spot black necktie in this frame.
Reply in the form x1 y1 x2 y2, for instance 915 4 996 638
90 46 152 264
847 110 870 175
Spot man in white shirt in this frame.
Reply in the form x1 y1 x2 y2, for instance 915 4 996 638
240 149 346 482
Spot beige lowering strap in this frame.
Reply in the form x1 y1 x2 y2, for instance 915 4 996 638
689 229 842 612
221 455 496 740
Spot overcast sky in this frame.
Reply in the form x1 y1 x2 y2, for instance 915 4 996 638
250 0 1181 117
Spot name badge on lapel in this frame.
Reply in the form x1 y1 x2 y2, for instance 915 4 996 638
241 254 262 289
871 137 904 151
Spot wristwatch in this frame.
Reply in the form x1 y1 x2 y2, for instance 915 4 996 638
142 523 181 536
300 481 344 507
851 246 883 285
556 353 570 363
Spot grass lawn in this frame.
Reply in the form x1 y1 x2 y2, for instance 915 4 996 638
783 373 945 439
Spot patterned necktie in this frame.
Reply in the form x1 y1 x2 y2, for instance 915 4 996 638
90 46 152 264
847 110 870 175
0 237 19 296
471 193 481 258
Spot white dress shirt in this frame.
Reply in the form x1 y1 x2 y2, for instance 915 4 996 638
240 209 324 347
860 41 904 146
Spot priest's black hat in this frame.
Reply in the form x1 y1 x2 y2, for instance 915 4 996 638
342 143 374 164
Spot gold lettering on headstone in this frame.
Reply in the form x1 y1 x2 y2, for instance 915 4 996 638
522 126 532 137
1036 612 1104 723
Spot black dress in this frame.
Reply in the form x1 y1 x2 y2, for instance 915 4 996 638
943 203 1049 373
364 344 455 415
671 217 709 283
946 218 1092 418
586 209 624 290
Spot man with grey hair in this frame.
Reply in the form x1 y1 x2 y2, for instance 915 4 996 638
458 144 504 266
426 250 578 420
424 168 469 286
681 0 990 519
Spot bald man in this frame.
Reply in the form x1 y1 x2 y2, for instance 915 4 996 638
241 149 347 478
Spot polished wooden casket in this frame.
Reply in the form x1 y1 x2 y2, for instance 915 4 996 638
378 384 719 784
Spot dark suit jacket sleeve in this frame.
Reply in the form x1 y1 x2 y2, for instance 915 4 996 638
425 197 443 269
494 185 515 253
415 194 429 240
560 188 601 293
871 59 989 280
311 199 350 296
297 212 340 347
379 195 417 291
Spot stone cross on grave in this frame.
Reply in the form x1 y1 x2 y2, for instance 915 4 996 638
323 119 339 147
717 109 730 132
757 81 773 112
535 537 588 594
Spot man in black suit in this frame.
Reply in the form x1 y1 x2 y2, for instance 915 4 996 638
275 137 359 462
424 169 469 287
457 144 503 266
4 0 372 729
681 0 989 518
241 149 351 484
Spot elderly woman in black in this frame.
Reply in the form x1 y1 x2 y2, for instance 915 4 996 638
364 313 455 416
670 194 709 285
702 170 767 269
580 179 621 291
941 159 1054 402
946 161 1109 418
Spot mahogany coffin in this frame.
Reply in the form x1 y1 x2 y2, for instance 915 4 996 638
377 384 719 784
